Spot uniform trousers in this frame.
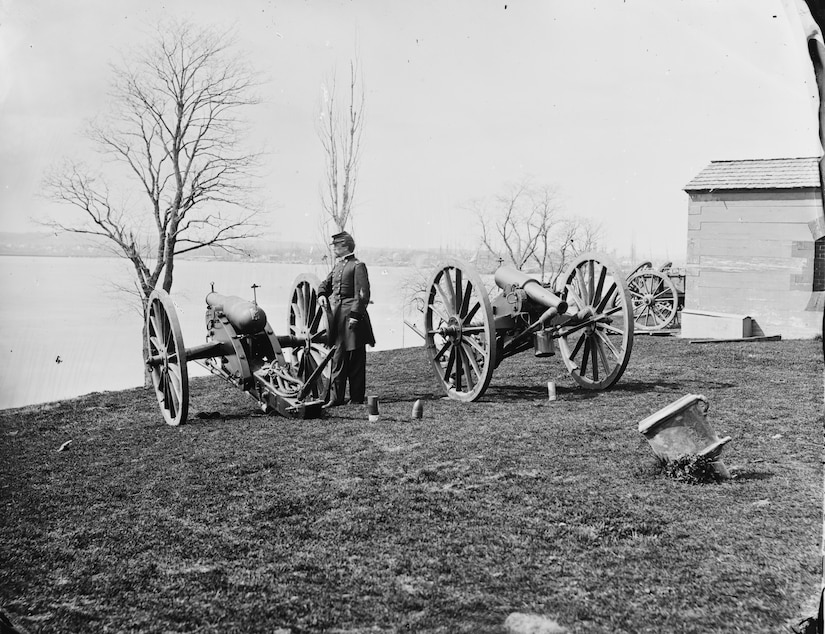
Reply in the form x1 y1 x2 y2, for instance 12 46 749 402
328 343 367 404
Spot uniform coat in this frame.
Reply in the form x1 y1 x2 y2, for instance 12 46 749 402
318 254 376 349
318 253 376 403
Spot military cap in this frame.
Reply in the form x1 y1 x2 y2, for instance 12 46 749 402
330 231 355 249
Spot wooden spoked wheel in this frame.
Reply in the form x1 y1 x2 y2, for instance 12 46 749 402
424 259 496 402
626 268 679 331
558 252 634 390
287 273 332 401
145 289 189 426
628 261 653 277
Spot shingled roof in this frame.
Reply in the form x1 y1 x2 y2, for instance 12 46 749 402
684 157 821 192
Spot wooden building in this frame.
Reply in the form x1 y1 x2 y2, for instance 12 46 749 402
683 157 824 338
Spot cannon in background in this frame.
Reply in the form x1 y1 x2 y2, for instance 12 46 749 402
626 261 686 331
410 252 634 402
144 274 332 425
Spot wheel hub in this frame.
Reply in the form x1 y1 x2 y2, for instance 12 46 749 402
439 316 462 341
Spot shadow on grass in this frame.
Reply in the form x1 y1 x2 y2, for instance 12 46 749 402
376 392 444 404
732 471 775 482
487 380 691 401
191 411 262 422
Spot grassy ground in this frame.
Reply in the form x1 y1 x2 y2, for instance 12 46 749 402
0 336 822 633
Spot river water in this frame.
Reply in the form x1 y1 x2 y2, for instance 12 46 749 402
0 255 425 409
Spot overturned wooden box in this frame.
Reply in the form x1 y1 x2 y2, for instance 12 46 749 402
638 394 732 478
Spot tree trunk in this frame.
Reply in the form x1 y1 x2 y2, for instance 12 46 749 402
141 305 152 388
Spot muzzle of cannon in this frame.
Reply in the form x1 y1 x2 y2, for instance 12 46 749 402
416 252 634 402
144 274 334 426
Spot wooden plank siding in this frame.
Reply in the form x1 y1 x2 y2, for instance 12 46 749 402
689 238 807 259
688 219 812 239
684 186 822 338
687 204 818 225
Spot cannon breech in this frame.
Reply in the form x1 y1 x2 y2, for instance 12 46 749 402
205 292 268 336
494 266 569 315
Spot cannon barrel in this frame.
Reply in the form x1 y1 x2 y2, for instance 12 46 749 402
494 266 568 315
205 292 268 335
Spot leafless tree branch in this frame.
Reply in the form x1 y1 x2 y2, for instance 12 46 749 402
317 60 365 240
471 179 601 286
41 20 263 377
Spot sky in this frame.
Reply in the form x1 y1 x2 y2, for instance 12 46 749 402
1 0 821 263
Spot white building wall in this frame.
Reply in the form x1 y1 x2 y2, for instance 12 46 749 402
684 189 824 338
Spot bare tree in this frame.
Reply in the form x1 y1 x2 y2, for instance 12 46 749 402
474 181 539 270
472 180 602 286
43 21 263 371
543 216 603 290
317 60 365 238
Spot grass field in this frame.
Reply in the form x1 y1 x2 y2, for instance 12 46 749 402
0 336 822 633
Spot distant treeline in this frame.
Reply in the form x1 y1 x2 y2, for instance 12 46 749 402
0 231 498 271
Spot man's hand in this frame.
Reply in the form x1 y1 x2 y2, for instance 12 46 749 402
347 317 359 329
318 295 329 308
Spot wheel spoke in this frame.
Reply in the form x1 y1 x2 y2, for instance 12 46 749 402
568 332 586 365
454 346 463 391
428 302 451 325
595 282 618 313
458 345 475 390
297 286 308 324
308 305 323 332
576 267 589 305
148 334 164 355
455 268 463 317
302 283 312 322
463 301 481 325
600 323 626 336
303 352 318 381
602 304 626 318
589 337 599 381
587 260 595 303
579 338 591 375
464 334 487 358
167 363 183 392
459 279 473 318
595 327 623 360
460 341 481 382
434 340 450 362
167 369 182 410
443 346 456 384
593 265 607 305
564 283 586 312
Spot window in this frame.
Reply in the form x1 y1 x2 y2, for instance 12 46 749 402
814 237 825 292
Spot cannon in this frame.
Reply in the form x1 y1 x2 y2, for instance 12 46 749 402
626 261 686 331
144 274 332 425
413 252 634 402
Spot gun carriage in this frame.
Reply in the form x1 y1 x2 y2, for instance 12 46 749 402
626 261 686 331
144 274 332 425
416 252 634 402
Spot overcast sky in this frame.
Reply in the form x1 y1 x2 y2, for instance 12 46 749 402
1 0 820 262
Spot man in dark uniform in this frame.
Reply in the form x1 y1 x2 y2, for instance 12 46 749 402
317 231 376 407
